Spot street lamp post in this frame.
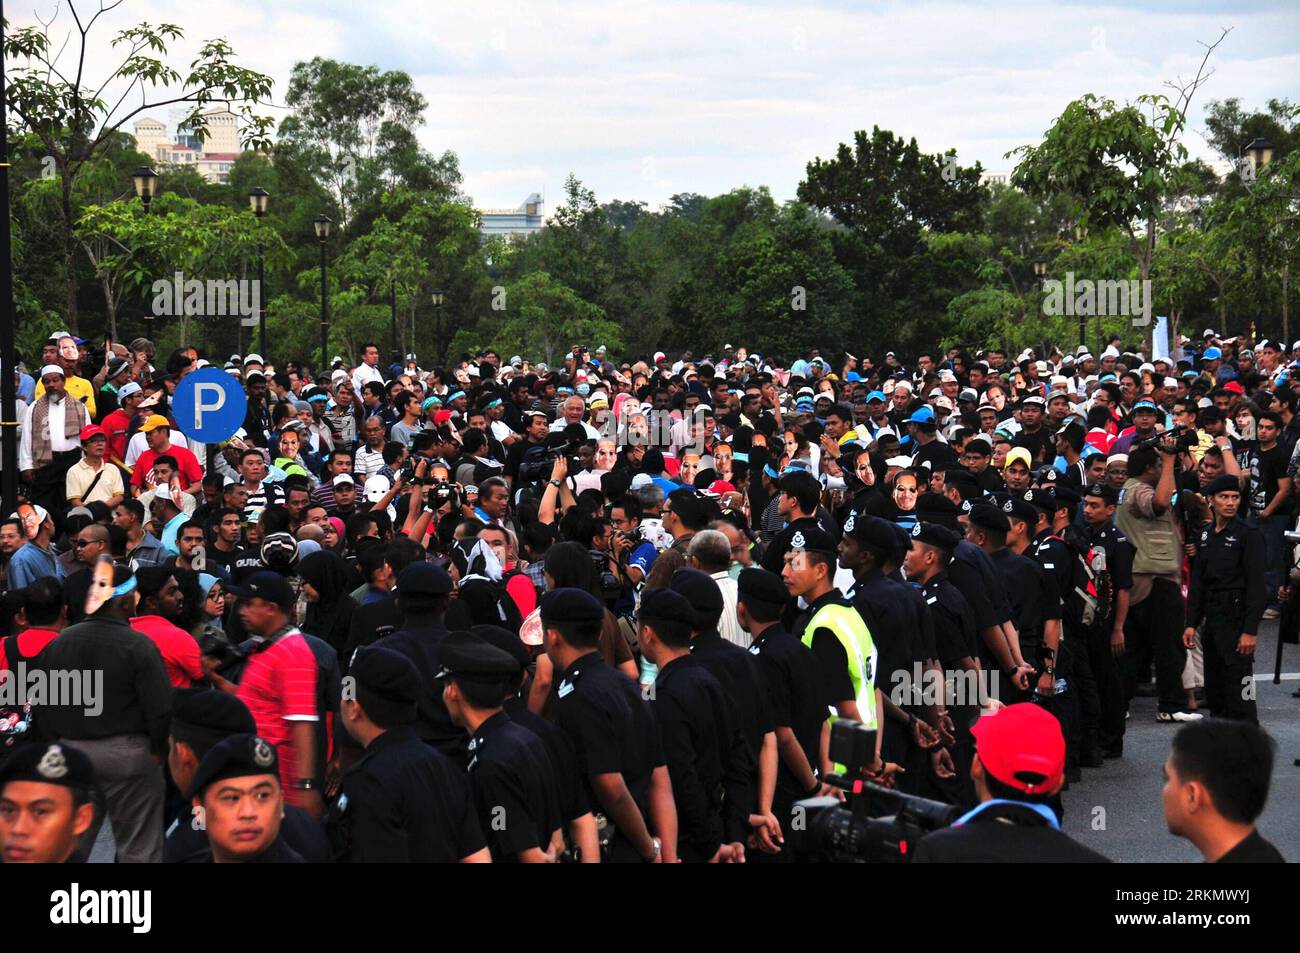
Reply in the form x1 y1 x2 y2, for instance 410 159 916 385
430 288 444 365
249 188 270 357
133 167 159 341
315 215 332 375
0 0 17 515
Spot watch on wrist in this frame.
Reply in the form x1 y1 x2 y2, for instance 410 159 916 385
548 479 562 488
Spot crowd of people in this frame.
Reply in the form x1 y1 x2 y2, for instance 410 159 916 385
0 329 1292 863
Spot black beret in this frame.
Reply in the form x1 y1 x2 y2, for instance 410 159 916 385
471 624 531 671
170 687 256 748
736 567 789 607
187 734 279 799
1052 485 1081 510
786 525 838 555
396 561 454 598
943 468 981 490
539 587 605 625
350 644 422 705
1022 487 1057 515
638 587 698 628
915 493 960 519
1205 474 1243 496
1084 482 1119 506
438 630 521 681
992 493 1038 526
0 742 94 791
909 521 961 552
967 503 1010 533
841 512 896 552
669 568 724 616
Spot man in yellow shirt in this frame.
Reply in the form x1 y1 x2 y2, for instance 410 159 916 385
34 333 96 417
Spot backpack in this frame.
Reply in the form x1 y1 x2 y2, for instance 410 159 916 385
1059 524 1107 634
0 635 45 765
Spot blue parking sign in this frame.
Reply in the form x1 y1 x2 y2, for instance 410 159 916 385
173 367 248 444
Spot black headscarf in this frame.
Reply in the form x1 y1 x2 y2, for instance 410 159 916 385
299 550 357 654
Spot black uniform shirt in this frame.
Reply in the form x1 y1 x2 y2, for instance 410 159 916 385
504 696 590 823
329 724 485 862
372 622 465 761
949 539 1011 633
690 628 774 759
847 569 925 700
653 654 756 860
748 624 826 801
166 801 330 863
554 651 664 826
1185 516 1266 633
1032 530 1074 616
912 802 1111 863
1086 521 1134 627
921 573 978 670
1215 828 1285 863
466 710 563 862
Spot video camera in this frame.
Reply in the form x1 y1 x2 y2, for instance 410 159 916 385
1132 424 1198 454
787 719 959 862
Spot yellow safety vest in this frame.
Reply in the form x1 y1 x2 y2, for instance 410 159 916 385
800 599 878 730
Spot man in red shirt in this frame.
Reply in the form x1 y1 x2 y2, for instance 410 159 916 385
100 381 144 467
129 567 202 687
211 571 323 817
130 415 203 494
0 578 68 761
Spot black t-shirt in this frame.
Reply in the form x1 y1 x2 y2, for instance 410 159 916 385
1245 442 1287 512
748 625 825 802
1215 828 1285 863
912 439 959 472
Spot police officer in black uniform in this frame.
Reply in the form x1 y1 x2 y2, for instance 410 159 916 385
903 522 980 807
669 569 776 792
165 688 329 862
838 513 939 792
474 624 600 861
1184 474 1266 723
541 588 675 863
639 588 756 863
328 644 489 862
184 734 305 863
736 567 827 859
1081 483 1133 757
440 630 565 862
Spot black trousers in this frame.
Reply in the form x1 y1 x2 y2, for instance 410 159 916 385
1201 604 1257 723
1122 578 1188 712
1086 622 1126 750
1067 628 1102 753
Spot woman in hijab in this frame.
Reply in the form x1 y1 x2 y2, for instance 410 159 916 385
298 550 358 654
323 516 346 555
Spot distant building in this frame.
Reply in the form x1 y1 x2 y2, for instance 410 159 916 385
980 170 1013 188
477 194 544 240
131 110 245 184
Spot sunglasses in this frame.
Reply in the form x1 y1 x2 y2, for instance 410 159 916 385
73 539 101 548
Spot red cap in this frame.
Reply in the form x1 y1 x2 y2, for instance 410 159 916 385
1223 380 1244 395
79 424 107 442
970 703 1065 795
434 409 454 426
706 479 737 496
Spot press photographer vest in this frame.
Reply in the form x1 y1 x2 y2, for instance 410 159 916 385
1115 478 1181 578
800 601 878 730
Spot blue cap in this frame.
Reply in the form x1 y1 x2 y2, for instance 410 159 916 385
1133 400 1159 413
866 390 886 403
903 405 935 425
846 371 862 382
1203 347 1222 361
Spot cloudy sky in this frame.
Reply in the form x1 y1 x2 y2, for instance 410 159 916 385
11 0 1300 212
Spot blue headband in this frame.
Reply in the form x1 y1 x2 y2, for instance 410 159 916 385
112 575 137 597
447 390 466 403
482 397 502 410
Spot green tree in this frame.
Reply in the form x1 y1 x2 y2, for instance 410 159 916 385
4 4 275 331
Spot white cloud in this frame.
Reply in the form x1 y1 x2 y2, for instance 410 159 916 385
10 0 1298 212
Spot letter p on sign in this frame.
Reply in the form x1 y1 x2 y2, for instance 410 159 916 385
173 367 248 445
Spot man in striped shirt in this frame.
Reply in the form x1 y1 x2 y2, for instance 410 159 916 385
235 447 285 520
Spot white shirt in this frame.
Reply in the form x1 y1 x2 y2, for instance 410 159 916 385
710 570 748 648
18 397 78 470
549 418 601 440
355 445 386 478
351 362 384 397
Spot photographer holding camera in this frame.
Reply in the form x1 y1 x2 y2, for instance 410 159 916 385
1115 438 1200 723
913 703 1109 862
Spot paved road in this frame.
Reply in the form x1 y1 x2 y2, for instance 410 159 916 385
1062 618 1300 862
88 622 1300 864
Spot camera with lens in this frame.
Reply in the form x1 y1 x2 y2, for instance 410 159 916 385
618 527 644 546
590 548 622 604
1134 424 1197 454
787 719 959 862
424 481 460 511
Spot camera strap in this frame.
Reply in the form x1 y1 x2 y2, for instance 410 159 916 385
951 799 1060 830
